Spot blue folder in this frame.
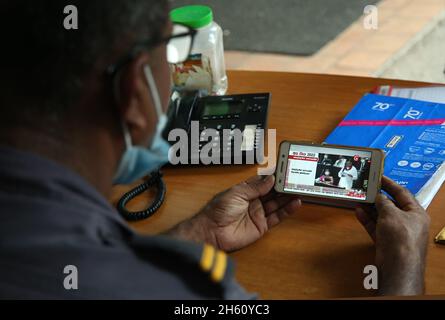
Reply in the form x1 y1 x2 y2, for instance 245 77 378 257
325 94 445 207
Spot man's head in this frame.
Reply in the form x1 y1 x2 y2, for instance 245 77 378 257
1 0 172 193
345 161 353 170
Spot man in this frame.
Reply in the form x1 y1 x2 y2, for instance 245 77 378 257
338 161 358 190
315 169 334 186
0 1 430 299
334 156 347 168
321 154 333 167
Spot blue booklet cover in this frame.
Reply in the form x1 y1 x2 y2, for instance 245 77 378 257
325 94 445 208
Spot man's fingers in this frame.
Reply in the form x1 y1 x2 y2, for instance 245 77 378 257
237 175 275 200
375 193 397 214
355 207 376 242
266 199 301 228
260 188 278 203
263 195 300 215
381 176 419 210
360 204 374 216
360 204 378 223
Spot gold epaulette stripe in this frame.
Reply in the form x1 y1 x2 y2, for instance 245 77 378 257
211 250 227 283
200 244 215 272
199 244 228 283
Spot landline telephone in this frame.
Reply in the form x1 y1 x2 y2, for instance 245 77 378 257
117 90 271 221
164 90 271 164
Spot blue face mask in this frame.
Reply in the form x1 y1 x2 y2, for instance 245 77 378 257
113 65 171 185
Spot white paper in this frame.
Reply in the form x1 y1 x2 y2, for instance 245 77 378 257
378 85 445 104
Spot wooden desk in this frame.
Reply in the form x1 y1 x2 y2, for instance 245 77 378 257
110 71 445 299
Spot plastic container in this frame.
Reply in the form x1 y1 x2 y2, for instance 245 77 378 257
170 5 228 95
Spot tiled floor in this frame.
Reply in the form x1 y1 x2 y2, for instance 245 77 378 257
225 0 445 77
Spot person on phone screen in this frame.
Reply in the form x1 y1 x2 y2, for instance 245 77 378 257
338 161 358 189
321 154 333 167
315 169 334 185
334 156 346 168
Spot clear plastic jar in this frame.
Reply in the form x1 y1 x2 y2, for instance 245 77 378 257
170 5 228 96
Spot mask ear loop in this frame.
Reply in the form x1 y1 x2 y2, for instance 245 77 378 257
121 123 132 150
112 68 133 150
143 65 163 120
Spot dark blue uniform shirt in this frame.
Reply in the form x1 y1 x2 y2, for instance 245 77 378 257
0 147 251 299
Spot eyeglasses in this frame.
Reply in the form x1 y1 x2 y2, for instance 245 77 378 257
106 23 196 77
166 24 197 64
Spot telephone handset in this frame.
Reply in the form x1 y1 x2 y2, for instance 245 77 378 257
164 90 202 134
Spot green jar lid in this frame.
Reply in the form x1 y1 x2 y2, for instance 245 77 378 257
170 5 213 29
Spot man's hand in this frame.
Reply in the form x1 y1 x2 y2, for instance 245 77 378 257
166 175 301 252
355 176 430 296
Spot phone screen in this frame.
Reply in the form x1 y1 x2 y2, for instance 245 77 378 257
284 144 372 200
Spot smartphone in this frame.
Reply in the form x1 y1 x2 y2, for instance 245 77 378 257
274 141 385 206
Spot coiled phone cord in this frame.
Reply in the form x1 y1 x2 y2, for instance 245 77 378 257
116 171 166 221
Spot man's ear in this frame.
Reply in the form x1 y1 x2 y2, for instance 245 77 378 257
116 53 158 146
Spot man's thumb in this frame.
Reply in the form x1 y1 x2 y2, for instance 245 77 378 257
244 175 275 198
